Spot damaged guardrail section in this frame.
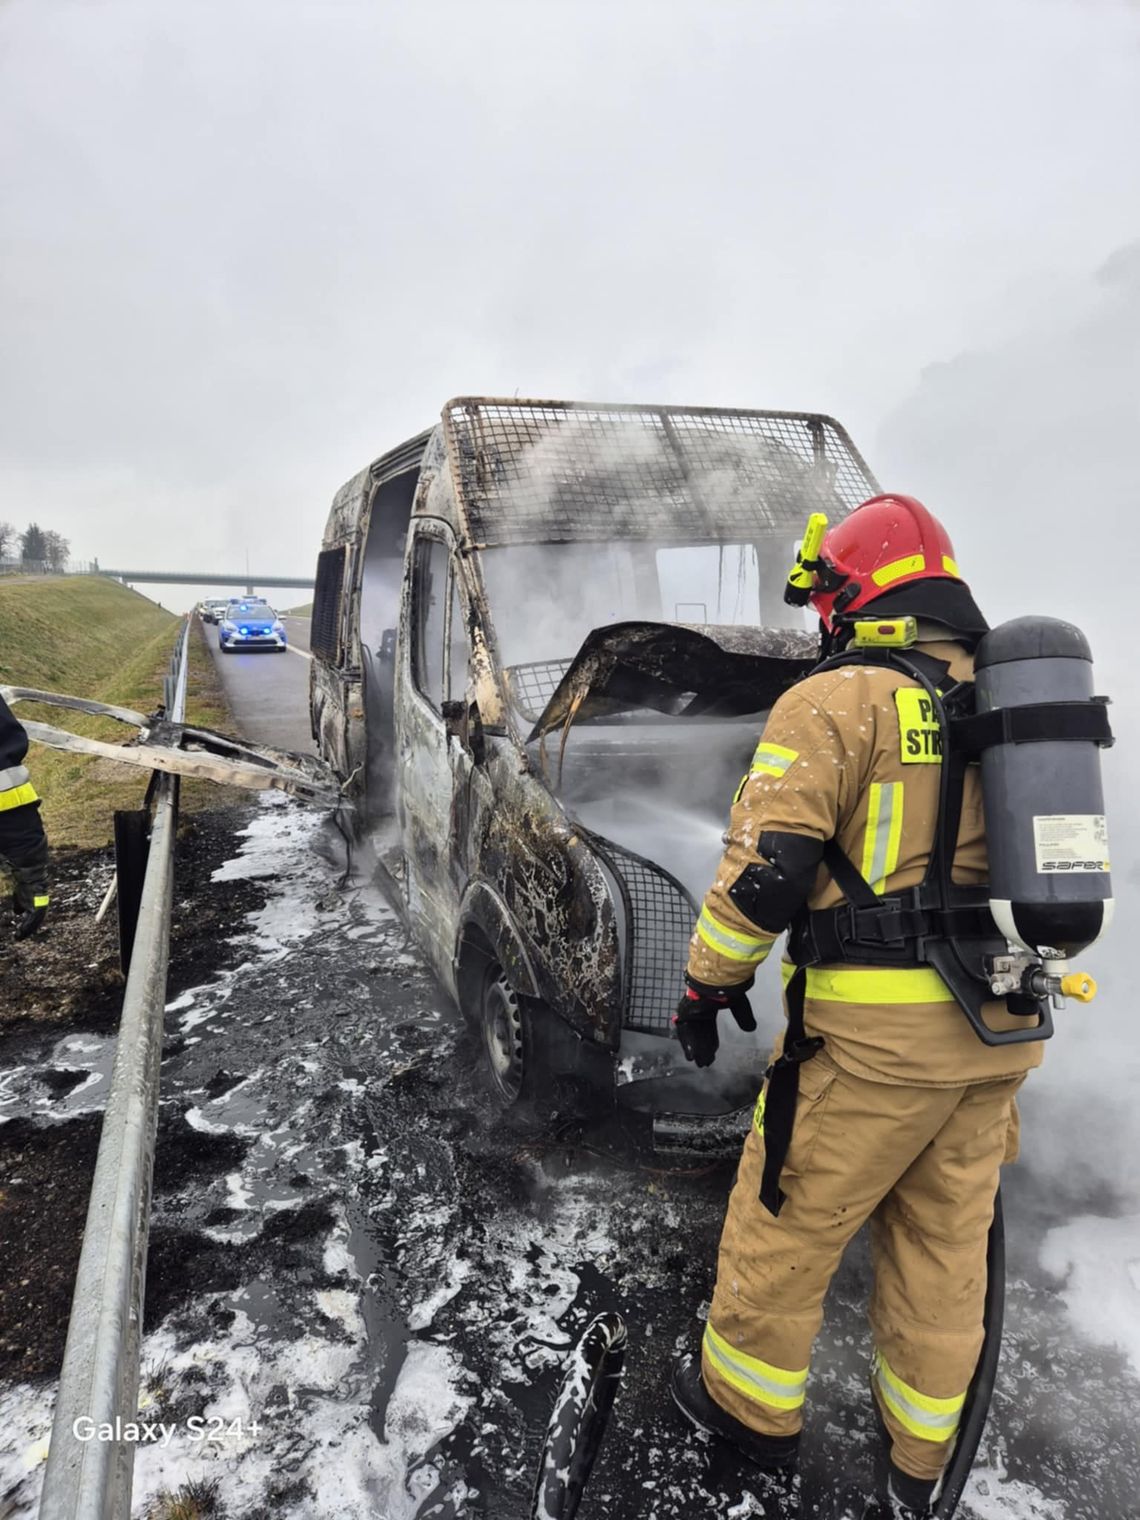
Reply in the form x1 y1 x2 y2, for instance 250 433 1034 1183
39 622 190 1520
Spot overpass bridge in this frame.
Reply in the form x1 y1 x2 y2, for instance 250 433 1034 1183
100 569 314 593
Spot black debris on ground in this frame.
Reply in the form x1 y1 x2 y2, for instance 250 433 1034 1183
0 803 267 1382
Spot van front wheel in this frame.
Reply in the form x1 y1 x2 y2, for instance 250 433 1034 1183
474 958 613 1121
480 964 533 1106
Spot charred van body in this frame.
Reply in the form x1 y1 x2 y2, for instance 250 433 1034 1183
309 398 879 1136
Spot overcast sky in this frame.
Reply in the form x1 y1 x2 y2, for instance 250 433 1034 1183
2 0 1138 594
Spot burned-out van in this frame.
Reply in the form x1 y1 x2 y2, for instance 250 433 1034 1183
310 399 878 1138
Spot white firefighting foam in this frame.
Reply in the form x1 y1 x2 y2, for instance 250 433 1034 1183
1039 1213 1140 1379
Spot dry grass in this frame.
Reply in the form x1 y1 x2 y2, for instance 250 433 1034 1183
144 1478 223 1520
0 577 233 848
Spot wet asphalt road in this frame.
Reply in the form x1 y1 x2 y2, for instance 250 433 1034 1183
4 635 1139 1518
205 612 315 753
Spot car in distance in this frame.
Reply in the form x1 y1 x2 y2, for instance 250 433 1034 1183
217 601 289 653
199 598 232 624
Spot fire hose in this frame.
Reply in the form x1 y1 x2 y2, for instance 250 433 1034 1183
934 1186 1005 1518
530 1312 628 1520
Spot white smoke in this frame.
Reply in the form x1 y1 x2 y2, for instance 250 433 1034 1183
878 241 1140 1211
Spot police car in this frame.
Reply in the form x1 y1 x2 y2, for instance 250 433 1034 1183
217 600 289 653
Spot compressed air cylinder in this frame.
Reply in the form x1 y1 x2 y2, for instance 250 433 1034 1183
974 616 1112 957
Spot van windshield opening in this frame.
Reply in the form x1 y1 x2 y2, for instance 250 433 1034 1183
479 539 809 670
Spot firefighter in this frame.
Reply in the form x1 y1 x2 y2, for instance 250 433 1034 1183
671 496 1043 1519
0 689 50 939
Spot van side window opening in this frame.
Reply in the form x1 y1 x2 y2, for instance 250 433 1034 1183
447 571 470 703
412 538 448 711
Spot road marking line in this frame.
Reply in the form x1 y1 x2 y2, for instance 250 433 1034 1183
287 645 313 661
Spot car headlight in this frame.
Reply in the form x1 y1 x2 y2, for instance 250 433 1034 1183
222 621 235 630
273 621 285 634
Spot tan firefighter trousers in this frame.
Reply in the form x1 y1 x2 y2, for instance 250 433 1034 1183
702 1049 1024 1482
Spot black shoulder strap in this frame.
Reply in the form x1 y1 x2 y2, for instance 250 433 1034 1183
810 645 952 688
760 966 823 1217
952 701 1114 753
822 838 879 908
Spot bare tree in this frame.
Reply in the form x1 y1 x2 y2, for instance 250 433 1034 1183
43 530 70 573
0 521 15 562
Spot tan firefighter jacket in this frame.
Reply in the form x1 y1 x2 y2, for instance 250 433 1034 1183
686 638 1044 1085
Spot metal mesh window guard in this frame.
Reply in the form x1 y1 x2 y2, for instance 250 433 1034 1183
445 399 878 547
582 830 698 1035
506 660 573 722
311 547 346 663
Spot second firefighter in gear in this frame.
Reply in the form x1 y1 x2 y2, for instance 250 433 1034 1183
672 495 1040 1516
0 690 50 939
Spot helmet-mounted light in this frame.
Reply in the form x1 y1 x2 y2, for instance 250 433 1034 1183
784 512 850 609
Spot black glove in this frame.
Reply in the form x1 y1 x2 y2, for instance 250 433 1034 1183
673 979 757 1067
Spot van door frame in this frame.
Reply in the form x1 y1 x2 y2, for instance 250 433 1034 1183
396 516 474 980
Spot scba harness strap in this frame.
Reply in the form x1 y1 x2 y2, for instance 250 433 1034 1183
758 966 822 1216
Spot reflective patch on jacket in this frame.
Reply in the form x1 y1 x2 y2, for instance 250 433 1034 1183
860 781 904 894
750 742 799 779
894 688 943 764
733 742 800 804
0 780 39 812
696 905 775 965
780 959 956 1005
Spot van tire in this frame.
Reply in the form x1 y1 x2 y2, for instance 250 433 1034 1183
474 957 612 1123
479 962 534 1107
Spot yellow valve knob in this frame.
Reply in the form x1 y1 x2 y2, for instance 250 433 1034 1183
1060 972 1097 1003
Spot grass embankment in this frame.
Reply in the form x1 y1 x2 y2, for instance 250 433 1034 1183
0 577 231 848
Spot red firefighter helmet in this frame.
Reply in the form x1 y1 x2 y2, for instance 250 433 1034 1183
808 494 967 632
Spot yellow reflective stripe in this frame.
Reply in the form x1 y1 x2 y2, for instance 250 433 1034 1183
33 895 50 908
704 1323 807 1412
0 782 39 812
860 782 904 895
752 1084 766 1133
872 553 925 587
942 554 959 577
874 1351 964 1443
696 906 775 964
780 960 956 1004
749 742 799 779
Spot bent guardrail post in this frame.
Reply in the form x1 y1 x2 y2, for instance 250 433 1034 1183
39 620 190 1520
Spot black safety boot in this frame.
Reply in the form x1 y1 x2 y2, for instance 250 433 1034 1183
861 1462 937 1518
671 1352 801 1472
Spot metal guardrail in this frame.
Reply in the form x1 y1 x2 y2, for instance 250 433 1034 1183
40 621 190 1520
